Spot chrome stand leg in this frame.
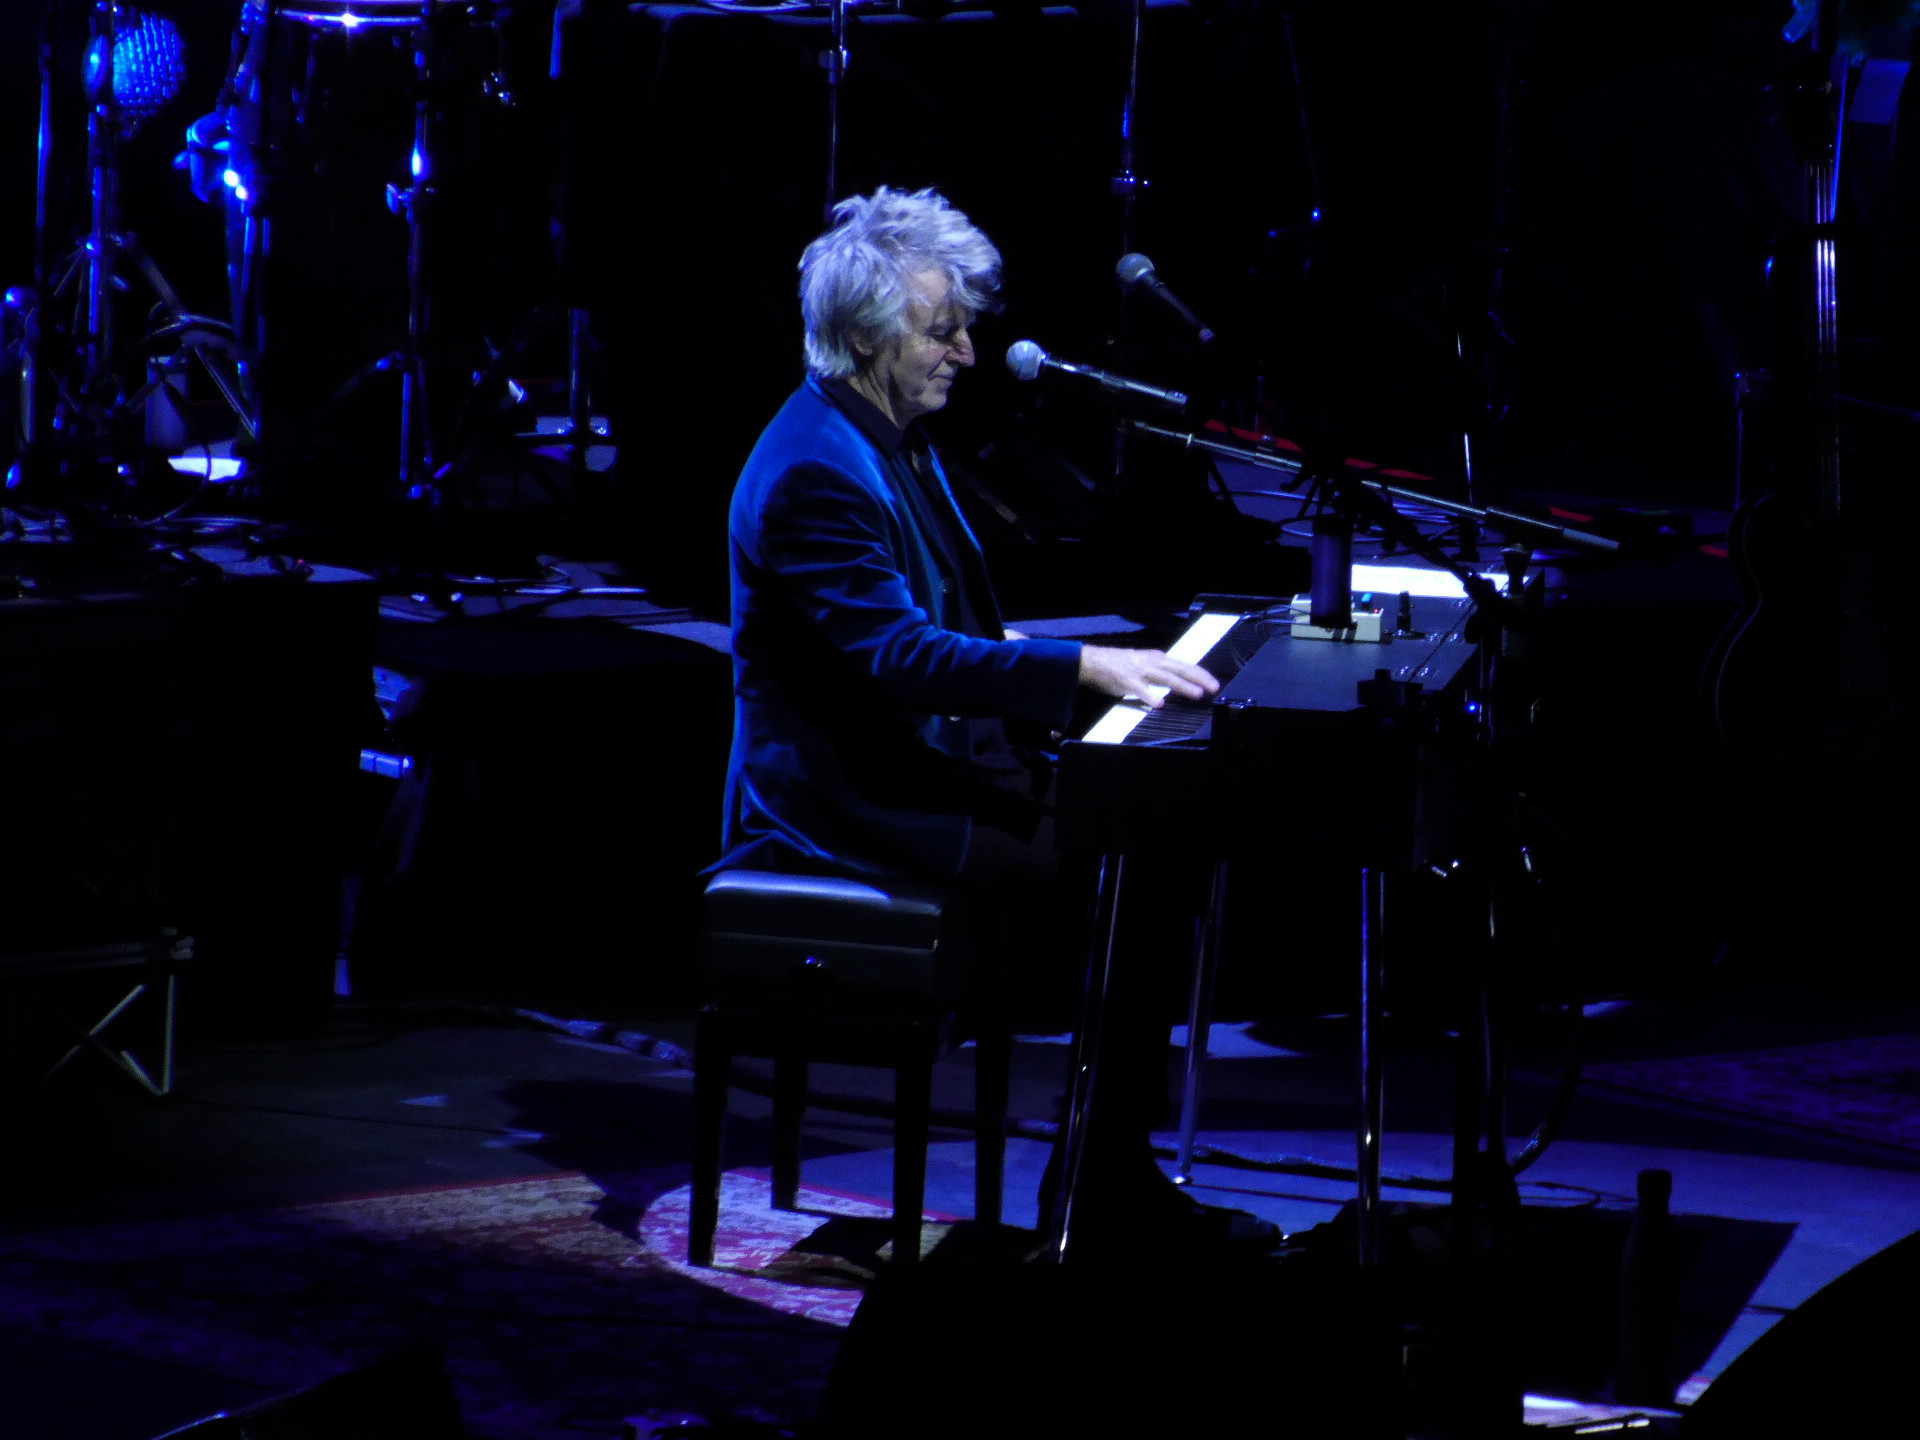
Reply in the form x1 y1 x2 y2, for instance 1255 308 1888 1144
1357 867 1385 1267
1174 860 1228 1185
159 971 176 1096
1047 853 1125 1263
567 307 592 473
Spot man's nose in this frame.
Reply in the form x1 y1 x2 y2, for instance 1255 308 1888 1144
951 327 976 366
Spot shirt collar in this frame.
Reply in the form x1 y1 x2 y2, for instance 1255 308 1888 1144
821 376 910 458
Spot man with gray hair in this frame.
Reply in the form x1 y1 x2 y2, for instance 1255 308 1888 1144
718 188 1269 1252
719 185 1216 884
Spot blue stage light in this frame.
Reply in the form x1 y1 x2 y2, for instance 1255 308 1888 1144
101 11 189 132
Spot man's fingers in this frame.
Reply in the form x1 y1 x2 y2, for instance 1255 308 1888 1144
1152 677 1205 702
1082 645 1220 707
1159 676 1206 701
1145 657 1219 701
1184 660 1223 693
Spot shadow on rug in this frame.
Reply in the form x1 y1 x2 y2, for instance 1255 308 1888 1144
0 1168 843 1439
1589 1034 1920 1152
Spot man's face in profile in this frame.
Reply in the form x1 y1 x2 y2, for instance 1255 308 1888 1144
857 269 978 427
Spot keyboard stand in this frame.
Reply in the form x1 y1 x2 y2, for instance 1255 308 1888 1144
1172 860 1228 1188
1045 853 1127 1262
1045 854 1391 1268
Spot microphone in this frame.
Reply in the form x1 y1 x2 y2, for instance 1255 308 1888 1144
1116 253 1217 346
1004 340 1188 411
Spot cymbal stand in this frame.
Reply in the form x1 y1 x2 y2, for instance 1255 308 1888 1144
1112 0 1146 252
393 6 438 517
228 0 286 496
823 0 848 220
1106 0 1147 491
80 0 122 420
13 0 59 481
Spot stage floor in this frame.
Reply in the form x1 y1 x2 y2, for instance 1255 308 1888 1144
1 984 1916 1438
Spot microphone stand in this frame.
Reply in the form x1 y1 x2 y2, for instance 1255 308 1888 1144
1117 414 1595 1430
1292 450 1542 1435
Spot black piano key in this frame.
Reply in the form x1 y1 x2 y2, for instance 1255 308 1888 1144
1125 699 1212 745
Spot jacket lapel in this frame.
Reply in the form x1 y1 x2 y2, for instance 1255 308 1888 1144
924 449 1007 636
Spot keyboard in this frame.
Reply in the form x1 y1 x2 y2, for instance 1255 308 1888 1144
1057 592 1480 868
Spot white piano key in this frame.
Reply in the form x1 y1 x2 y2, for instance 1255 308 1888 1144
1167 609 1240 664
1081 610 1242 745
1083 704 1150 745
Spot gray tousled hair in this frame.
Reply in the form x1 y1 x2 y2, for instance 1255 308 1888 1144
799 187 1002 379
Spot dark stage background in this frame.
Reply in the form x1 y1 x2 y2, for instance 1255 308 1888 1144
9 2 1917 570
549 0 1920 604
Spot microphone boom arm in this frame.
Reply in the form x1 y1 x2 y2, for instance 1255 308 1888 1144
1121 418 1621 555
1006 339 1188 412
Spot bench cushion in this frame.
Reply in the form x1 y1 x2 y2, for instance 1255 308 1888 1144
702 869 965 1000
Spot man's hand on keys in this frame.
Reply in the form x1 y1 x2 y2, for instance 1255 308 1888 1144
1078 645 1220 710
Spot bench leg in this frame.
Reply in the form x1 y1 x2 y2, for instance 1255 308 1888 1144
690 1010 729 1266
892 1056 932 1267
772 1051 807 1210
974 1020 1009 1229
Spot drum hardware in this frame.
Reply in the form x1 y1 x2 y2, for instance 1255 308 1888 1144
374 2 595 532
202 0 437 512
189 0 573 573
10 1 256 518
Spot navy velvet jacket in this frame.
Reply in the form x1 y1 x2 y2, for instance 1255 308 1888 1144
718 378 1083 880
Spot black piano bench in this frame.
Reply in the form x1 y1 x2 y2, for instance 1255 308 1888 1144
691 868 1010 1270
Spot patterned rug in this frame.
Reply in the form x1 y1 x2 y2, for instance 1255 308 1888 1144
1588 1033 1920 1152
0 1168 875 1439
639 1170 961 1330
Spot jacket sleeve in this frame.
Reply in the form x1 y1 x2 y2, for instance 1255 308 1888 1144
758 460 1082 729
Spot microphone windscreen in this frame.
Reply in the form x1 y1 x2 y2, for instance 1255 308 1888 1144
1005 340 1046 381
1115 253 1156 288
